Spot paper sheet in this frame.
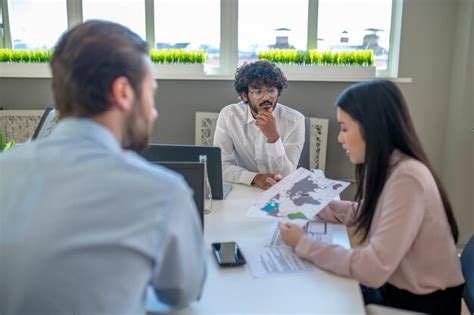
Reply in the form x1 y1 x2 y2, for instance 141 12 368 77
239 221 334 278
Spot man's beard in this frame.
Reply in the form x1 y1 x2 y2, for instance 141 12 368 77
249 98 278 117
122 100 151 152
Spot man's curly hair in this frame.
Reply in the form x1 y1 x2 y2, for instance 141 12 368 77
234 60 288 98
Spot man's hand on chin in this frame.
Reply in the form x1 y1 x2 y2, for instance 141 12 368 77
255 108 279 143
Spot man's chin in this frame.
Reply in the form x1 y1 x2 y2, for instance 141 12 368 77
123 137 149 152
259 103 276 112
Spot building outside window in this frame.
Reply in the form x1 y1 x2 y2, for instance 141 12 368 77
238 0 308 65
83 0 145 40
154 0 220 66
8 0 67 49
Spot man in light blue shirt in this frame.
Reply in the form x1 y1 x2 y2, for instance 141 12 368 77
0 21 206 314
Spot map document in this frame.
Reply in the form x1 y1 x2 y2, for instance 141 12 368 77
247 168 349 221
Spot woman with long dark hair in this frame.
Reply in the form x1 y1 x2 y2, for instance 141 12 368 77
280 79 464 314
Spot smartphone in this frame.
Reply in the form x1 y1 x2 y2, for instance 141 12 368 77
211 242 246 267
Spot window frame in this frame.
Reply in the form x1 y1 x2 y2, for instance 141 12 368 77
1 0 404 79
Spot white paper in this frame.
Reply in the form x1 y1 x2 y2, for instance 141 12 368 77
238 240 317 278
239 221 334 278
247 168 349 221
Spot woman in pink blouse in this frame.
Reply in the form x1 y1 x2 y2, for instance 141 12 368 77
280 79 464 314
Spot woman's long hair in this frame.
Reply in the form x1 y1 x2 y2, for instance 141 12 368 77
336 79 459 243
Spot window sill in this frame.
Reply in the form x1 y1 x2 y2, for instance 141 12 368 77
0 63 412 83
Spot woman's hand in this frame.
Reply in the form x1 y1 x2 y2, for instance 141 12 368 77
279 222 305 247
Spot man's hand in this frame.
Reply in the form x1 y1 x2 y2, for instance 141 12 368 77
279 222 305 248
255 108 279 143
252 173 282 190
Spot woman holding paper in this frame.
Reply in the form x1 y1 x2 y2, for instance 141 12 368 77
279 79 464 314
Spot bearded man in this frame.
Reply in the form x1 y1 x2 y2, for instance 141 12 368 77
0 20 206 314
213 60 305 190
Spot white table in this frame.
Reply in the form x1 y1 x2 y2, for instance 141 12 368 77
148 184 365 314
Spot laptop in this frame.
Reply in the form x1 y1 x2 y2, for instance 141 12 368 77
31 106 56 140
141 144 232 200
154 161 204 229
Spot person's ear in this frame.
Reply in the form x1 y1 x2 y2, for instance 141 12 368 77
241 93 248 103
110 76 134 112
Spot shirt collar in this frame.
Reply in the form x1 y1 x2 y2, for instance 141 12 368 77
52 118 122 153
245 103 255 125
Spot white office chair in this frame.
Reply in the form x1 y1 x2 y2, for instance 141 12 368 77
195 111 219 146
308 117 328 172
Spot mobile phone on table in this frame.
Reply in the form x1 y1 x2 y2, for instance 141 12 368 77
211 242 246 267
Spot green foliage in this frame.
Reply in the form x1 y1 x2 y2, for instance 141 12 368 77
0 48 207 65
258 49 374 66
0 49 52 63
149 49 207 64
0 131 15 153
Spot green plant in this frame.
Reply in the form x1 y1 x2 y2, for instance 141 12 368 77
0 48 207 64
149 49 207 64
257 49 374 66
0 49 52 63
0 131 15 153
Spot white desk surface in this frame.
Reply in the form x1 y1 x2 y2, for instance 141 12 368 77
148 184 365 314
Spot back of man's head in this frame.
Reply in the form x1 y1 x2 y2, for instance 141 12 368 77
50 20 148 118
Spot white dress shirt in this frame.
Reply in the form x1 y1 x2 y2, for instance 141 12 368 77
213 101 305 185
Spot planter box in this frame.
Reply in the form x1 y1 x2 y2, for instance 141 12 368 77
278 64 376 81
0 63 51 78
152 63 205 77
0 62 206 79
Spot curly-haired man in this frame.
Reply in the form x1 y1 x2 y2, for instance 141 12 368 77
213 60 305 190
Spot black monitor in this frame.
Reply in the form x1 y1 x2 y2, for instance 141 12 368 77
141 144 231 200
154 161 204 229
31 106 56 140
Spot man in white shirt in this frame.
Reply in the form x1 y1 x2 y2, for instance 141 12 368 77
213 60 305 190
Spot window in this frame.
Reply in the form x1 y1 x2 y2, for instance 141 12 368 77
317 0 393 70
1 0 402 78
83 0 145 39
238 0 308 64
154 0 220 66
8 0 67 49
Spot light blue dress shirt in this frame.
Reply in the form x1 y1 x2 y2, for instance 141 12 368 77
0 118 206 314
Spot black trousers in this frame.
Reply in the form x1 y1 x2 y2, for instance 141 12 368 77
361 283 464 315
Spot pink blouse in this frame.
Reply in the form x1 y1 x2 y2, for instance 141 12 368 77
295 151 464 294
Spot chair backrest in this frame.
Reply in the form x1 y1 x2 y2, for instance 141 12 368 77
31 106 56 140
461 235 474 313
195 112 329 172
297 117 311 169
0 108 58 143
309 117 329 172
195 112 219 146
